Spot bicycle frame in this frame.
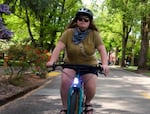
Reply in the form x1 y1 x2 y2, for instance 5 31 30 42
67 72 84 114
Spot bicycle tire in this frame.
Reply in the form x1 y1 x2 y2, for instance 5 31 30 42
68 89 80 114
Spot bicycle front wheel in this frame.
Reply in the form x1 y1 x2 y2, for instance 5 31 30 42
68 89 80 114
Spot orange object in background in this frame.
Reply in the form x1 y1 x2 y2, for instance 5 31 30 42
46 52 51 61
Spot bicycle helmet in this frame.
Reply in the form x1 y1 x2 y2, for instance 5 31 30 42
76 8 93 20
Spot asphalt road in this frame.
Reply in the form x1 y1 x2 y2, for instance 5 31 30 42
0 66 150 114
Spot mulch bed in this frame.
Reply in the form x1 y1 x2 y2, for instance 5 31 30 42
0 74 47 106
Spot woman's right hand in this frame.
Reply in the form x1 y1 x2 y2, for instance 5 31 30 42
46 61 54 67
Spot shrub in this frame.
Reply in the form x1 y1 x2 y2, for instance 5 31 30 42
4 44 50 81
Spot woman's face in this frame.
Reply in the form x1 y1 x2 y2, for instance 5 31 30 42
76 15 90 31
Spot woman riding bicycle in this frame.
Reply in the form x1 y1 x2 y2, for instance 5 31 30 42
46 8 109 114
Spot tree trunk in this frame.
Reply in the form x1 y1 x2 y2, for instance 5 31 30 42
121 16 132 67
25 8 36 46
121 35 126 67
138 16 149 70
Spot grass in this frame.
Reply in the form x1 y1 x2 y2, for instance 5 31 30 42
143 72 150 76
124 65 150 77
123 66 138 71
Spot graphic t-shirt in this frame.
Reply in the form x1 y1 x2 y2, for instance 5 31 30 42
59 28 103 65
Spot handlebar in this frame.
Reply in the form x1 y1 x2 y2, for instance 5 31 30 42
47 63 104 75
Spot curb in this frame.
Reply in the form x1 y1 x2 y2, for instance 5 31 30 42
0 84 41 106
0 74 57 106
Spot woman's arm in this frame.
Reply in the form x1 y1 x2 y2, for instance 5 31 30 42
46 41 65 66
97 44 109 76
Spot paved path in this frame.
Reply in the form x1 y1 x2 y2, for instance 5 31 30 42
0 66 150 114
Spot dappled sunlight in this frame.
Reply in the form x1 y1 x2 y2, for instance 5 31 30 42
47 95 60 100
122 76 150 85
140 92 150 99
43 109 60 114
93 98 145 114
93 99 127 109
39 96 60 102
96 68 150 104
97 84 123 88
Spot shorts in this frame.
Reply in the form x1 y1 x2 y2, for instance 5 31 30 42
78 68 98 76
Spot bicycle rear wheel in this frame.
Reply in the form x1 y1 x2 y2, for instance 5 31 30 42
68 89 80 114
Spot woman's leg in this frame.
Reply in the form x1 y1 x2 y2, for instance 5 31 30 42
82 73 97 104
82 74 97 114
60 68 76 110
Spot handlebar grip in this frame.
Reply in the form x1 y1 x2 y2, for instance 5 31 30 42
47 64 55 72
47 63 61 72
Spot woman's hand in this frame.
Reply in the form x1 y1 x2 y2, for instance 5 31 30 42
46 61 54 67
101 65 109 76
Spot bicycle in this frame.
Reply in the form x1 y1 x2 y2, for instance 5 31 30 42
48 63 103 114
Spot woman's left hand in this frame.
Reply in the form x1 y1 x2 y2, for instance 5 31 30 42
102 65 109 76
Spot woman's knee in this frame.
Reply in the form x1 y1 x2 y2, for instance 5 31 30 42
83 74 97 92
61 68 76 88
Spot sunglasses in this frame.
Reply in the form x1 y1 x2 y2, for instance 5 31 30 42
78 17 90 22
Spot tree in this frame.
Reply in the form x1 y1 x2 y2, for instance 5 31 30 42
3 0 82 50
138 0 150 70
104 0 144 67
